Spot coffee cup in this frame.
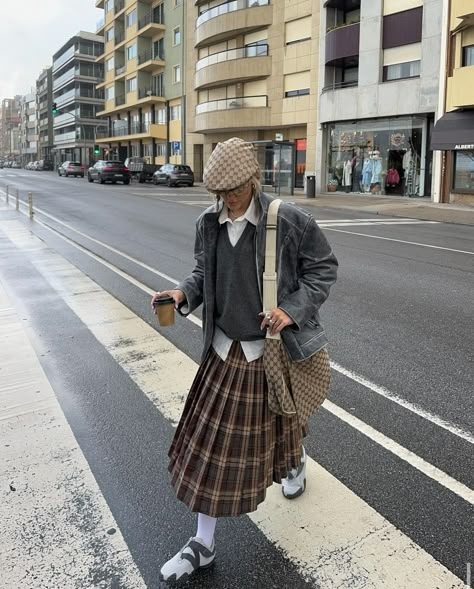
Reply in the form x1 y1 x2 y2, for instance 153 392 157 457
153 295 175 326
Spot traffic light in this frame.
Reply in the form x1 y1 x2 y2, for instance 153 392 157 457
52 102 58 115
94 145 100 155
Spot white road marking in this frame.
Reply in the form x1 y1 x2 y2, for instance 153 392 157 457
1 193 472 444
0 281 146 589
325 227 474 255
0 224 464 588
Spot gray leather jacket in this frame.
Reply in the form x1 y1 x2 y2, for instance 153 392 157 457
177 192 338 362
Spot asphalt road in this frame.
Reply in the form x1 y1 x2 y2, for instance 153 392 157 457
0 168 473 588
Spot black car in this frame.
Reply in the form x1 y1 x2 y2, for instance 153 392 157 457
87 160 130 185
152 164 194 187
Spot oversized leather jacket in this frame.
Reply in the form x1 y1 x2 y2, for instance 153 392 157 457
177 192 338 362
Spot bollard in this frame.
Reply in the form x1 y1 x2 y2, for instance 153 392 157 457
16 188 19 211
28 192 33 219
6 185 9 205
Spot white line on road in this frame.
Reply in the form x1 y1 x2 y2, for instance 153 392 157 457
325 227 474 255
2 192 472 446
0 226 465 588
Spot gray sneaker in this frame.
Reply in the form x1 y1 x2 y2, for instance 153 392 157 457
159 536 216 582
281 446 307 499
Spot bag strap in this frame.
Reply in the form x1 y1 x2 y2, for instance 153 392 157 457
263 199 282 341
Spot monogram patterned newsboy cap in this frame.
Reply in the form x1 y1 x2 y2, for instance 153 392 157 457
203 137 260 191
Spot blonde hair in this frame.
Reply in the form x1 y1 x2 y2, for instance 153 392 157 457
213 174 261 210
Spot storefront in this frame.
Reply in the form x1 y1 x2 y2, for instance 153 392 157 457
324 115 433 197
431 110 474 204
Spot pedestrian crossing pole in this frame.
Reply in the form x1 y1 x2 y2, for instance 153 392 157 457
5 185 9 205
16 189 19 211
28 192 33 219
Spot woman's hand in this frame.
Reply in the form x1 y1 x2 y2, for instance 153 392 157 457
259 308 294 336
151 289 186 309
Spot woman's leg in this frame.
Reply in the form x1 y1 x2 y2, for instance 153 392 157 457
196 513 217 547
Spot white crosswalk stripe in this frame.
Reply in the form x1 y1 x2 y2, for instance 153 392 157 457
0 218 466 589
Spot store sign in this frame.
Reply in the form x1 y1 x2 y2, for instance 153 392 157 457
454 144 474 150
296 139 307 151
275 133 283 141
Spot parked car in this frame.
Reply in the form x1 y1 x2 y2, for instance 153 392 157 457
31 161 40 170
58 161 85 178
38 159 54 171
152 164 194 187
25 162 33 170
11 161 21 169
87 160 130 184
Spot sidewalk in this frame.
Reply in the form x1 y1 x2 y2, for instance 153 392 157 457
191 184 474 225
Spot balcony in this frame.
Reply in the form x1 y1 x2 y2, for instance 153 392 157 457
447 66 474 109
115 31 125 46
138 88 166 103
115 0 125 14
96 0 104 6
137 12 165 37
137 50 165 72
196 0 272 48
194 95 270 133
195 45 271 90
325 21 360 65
322 79 358 92
97 17 105 33
115 95 126 107
96 122 167 142
115 65 127 78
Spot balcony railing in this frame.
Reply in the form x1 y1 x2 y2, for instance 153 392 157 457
322 80 358 92
197 0 269 27
97 17 105 31
115 31 125 45
115 65 126 76
138 49 164 65
138 88 164 99
98 122 151 138
196 94 268 114
115 0 125 13
196 44 269 70
138 11 164 30
115 95 126 106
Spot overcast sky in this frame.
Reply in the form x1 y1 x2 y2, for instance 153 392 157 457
0 0 101 98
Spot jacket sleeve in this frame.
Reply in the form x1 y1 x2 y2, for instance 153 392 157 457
278 217 338 330
175 218 205 316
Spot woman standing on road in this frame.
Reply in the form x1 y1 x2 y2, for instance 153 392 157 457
151 137 338 582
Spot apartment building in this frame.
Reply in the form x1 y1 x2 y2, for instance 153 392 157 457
316 0 442 199
187 0 320 189
431 0 474 204
36 68 54 161
52 32 105 165
95 0 185 165
0 96 21 159
18 93 38 165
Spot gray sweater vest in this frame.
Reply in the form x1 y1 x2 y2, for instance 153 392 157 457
215 223 264 341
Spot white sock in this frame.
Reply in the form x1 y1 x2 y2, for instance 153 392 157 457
196 513 217 547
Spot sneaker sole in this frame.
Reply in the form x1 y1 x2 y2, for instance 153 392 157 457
282 478 306 500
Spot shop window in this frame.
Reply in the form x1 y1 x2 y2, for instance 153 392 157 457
383 60 420 81
453 151 474 192
463 45 474 67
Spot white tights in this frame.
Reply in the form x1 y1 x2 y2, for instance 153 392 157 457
196 513 217 547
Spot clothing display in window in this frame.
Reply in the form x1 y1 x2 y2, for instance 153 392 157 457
343 160 353 188
386 167 400 188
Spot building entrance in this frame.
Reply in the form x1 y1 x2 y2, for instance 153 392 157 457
251 140 296 196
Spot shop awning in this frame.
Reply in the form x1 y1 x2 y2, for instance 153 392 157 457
431 110 474 151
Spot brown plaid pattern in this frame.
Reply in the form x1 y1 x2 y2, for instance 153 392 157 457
168 342 305 518
264 342 331 425
203 137 260 192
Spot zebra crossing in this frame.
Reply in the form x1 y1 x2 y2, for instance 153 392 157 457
0 210 468 589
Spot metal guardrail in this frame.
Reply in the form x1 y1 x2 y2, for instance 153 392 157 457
137 49 164 65
197 0 269 27
196 94 268 114
196 44 268 70
138 88 164 99
322 80 358 92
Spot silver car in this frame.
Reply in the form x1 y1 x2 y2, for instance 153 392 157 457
58 161 85 178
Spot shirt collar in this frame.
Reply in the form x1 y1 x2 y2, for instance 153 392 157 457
218 197 259 226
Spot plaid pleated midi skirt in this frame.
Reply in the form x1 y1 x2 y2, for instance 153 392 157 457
168 341 305 518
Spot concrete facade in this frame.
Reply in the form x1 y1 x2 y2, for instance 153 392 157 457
36 68 54 161
19 93 38 165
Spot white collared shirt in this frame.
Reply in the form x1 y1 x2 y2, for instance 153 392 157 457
212 198 265 363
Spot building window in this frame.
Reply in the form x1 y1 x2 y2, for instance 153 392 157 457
173 26 181 46
463 45 474 67
126 77 137 93
174 0 182 6
453 151 474 192
126 9 137 27
131 144 140 157
105 86 115 101
383 60 420 81
105 0 113 13
144 143 154 157
106 27 114 42
127 43 137 60
156 143 166 156
245 41 268 57
172 64 181 83
285 88 310 97
285 16 311 45
170 104 181 120
156 107 167 124
106 57 114 71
